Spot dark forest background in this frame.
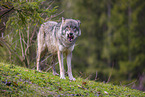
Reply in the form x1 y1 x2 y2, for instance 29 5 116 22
0 0 145 91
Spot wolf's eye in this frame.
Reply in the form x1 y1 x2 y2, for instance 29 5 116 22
65 27 69 31
73 27 77 32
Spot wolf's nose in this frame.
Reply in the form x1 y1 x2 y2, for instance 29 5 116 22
70 33 73 35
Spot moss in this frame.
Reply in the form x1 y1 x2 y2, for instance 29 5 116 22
0 62 145 96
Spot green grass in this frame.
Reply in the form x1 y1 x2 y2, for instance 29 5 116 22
0 62 145 97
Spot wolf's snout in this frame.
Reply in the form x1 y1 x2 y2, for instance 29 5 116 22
67 33 74 42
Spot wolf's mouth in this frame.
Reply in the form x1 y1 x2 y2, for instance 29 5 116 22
67 34 74 42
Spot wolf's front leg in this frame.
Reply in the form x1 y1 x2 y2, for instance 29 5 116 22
58 51 65 79
67 52 76 81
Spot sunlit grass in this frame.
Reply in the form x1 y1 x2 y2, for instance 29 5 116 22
0 62 145 96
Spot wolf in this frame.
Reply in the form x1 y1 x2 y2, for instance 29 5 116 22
36 17 81 80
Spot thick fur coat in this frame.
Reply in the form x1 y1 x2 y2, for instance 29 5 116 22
36 17 81 80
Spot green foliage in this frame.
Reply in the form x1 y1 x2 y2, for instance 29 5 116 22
0 0 57 67
7 1 57 27
1 0 145 91
59 0 145 90
0 62 145 96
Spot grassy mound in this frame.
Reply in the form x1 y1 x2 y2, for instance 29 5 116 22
0 62 144 96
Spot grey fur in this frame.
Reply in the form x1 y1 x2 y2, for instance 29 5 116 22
36 17 81 80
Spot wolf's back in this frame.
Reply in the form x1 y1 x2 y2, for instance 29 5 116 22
43 21 58 34
42 21 58 53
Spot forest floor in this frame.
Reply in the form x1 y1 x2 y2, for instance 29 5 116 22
0 62 145 96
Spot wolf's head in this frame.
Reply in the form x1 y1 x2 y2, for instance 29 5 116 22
60 17 81 43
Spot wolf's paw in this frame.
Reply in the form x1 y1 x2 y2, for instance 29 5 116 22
60 76 66 80
69 77 76 81
37 70 42 72
53 72 59 76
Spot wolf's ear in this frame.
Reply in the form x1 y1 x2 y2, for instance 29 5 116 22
77 20 81 36
77 20 81 26
78 28 81 36
62 17 65 23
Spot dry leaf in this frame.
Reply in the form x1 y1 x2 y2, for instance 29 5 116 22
82 81 87 85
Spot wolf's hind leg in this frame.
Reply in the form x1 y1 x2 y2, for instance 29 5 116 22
52 55 59 76
36 47 41 71
36 26 45 71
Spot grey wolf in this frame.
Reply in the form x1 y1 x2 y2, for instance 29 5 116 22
36 17 81 80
